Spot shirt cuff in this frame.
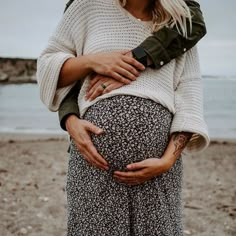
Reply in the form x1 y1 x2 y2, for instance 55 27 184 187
59 111 80 131
170 113 210 153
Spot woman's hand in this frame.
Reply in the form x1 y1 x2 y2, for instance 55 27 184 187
87 51 145 84
114 132 193 185
85 74 124 101
66 115 109 171
113 157 174 185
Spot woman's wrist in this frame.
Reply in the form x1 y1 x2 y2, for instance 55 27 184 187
58 56 93 88
82 54 95 72
65 114 80 132
160 155 176 172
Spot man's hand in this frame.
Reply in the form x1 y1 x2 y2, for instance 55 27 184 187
87 51 145 84
66 115 109 171
85 74 124 101
113 158 174 185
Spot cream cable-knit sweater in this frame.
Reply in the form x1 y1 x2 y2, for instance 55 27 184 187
37 0 210 153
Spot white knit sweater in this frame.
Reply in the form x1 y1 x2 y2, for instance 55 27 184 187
37 0 210 153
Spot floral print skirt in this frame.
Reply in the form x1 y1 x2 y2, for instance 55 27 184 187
66 95 183 236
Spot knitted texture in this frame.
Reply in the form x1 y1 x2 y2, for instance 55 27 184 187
37 0 209 153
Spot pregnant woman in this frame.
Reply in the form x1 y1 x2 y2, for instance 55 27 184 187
37 0 210 235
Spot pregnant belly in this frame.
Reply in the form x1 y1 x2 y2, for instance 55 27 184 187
82 95 173 171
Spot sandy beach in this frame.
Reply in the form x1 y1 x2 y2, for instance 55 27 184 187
0 136 236 236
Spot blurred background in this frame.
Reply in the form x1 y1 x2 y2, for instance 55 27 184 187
0 0 236 140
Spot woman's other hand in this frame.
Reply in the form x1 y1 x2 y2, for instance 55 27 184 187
66 115 109 171
113 132 192 185
113 157 174 185
85 74 124 101
86 51 145 84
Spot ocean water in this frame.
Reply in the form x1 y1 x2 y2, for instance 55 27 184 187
0 78 236 140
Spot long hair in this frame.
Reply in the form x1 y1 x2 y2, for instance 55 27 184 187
119 0 192 38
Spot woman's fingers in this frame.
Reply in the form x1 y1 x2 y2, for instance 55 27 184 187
113 169 153 185
83 122 109 167
87 79 124 101
87 84 104 101
86 79 106 100
84 120 104 134
115 66 137 81
122 55 146 71
113 170 143 179
66 118 108 171
113 169 149 181
83 146 108 170
85 142 108 166
72 120 109 171
126 159 148 170
109 71 132 85
74 135 108 170
120 61 140 77
87 76 100 91
80 147 108 171
102 82 122 94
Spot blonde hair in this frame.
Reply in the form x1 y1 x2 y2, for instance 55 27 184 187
119 0 192 38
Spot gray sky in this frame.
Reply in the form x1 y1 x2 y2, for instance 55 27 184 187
0 0 235 76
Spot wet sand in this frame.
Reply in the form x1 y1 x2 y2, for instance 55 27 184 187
0 137 235 236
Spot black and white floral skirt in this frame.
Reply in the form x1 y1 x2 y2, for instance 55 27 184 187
66 95 183 236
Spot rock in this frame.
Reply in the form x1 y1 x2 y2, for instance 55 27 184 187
36 212 44 218
19 227 28 234
8 76 36 83
39 196 49 202
0 57 37 84
3 198 8 202
27 226 33 230
0 72 8 82
184 230 192 235
0 169 8 174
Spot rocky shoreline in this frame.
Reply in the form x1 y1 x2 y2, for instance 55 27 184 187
0 57 233 84
0 57 37 84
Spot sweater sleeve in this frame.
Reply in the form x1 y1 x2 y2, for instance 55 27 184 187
170 46 210 153
37 0 85 111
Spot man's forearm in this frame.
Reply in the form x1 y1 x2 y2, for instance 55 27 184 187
138 0 206 68
58 81 81 131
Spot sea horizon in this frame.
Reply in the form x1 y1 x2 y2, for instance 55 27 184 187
0 76 236 141
1 56 236 80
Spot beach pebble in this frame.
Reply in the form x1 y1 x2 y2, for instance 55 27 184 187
37 212 44 219
184 230 192 235
27 226 33 230
0 72 8 82
39 196 49 202
3 198 8 202
19 227 28 234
